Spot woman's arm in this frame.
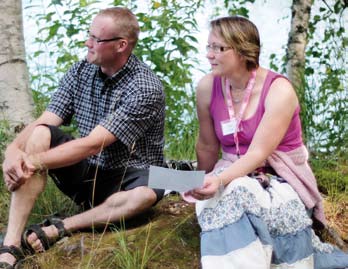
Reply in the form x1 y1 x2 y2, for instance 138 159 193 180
195 74 220 173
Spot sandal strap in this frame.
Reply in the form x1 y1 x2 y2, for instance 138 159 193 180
0 245 25 262
43 217 71 239
22 223 51 252
0 261 13 269
0 245 24 269
21 216 71 254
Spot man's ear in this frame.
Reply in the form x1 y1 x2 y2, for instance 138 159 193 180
116 39 129 52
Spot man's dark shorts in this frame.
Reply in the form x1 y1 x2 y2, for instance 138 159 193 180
44 125 164 209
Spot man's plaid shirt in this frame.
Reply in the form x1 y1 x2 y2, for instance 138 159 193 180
47 54 165 170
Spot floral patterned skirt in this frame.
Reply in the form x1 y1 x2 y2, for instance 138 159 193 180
196 172 348 269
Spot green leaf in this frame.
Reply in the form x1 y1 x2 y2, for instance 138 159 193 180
50 0 62 6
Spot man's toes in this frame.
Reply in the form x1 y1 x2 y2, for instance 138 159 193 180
31 240 44 252
0 253 16 266
26 233 44 252
24 224 60 253
26 232 38 244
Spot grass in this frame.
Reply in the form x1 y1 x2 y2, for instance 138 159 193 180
29 179 80 224
324 193 348 235
310 151 348 196
109 221 170 268
0 179 10 236
164 123 198 161
0 120 14 234
18 195 200 268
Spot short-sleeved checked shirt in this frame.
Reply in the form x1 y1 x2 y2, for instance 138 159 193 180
47 54 165 170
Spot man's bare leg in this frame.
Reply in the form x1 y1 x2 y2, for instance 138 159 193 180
26 186 157 252
0 126 50 265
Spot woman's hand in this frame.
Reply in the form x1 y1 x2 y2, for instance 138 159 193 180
185 174 220 200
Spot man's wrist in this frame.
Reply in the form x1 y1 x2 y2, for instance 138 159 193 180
30 154 47 171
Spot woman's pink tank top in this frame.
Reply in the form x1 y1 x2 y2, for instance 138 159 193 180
210 70 303 154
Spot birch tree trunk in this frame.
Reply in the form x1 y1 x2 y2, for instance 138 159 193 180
286 0 313 96
0 0 34 131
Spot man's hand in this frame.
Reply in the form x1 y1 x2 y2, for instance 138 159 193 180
2 147 30 191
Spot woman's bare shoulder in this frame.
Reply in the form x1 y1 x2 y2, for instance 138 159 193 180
268 75 298 103
197 73 215 92
196 73 215 108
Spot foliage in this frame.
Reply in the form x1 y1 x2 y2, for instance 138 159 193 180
133 0 203 149
204 0 255 17
302 0 348 153
310 151 348 196
24 0 203 152
222 0 256 16
270 0 348 154
0 120 14 163
25 0 94 116
164 118 198 160
0 121 15 230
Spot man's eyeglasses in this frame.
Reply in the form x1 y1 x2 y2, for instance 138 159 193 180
206 44 232 54
87 31 124 43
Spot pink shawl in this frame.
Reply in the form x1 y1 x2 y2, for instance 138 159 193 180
267 145 326 225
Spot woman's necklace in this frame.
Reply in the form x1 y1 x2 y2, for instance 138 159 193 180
230 87 245 104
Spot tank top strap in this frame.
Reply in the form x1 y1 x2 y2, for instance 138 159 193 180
210 76 224 113
259 70 287 111
212 76 223 98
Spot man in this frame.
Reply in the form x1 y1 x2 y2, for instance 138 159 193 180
0 7 165 268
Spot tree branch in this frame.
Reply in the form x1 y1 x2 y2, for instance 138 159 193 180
322 0 334 13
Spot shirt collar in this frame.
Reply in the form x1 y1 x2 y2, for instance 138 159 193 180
97 54 138 83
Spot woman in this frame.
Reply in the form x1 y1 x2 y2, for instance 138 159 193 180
185 16 348 269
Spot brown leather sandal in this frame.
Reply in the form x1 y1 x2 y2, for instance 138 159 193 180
0 245 25 269
21 217 71 254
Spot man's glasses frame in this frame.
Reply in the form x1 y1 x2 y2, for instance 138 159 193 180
87 31 124 43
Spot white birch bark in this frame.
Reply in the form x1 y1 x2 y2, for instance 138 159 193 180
286 0 313 92
0 0 34 131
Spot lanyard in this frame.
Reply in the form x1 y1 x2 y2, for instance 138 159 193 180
224 69 257 156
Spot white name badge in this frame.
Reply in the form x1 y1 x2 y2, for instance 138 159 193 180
221 119 237 136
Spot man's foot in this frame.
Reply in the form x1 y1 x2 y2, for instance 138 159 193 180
0 245 25 269
25 225 59 253
0 252 16 268
22 217 71 254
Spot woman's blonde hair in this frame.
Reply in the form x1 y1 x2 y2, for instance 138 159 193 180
98 7 140 49
210 16 260 70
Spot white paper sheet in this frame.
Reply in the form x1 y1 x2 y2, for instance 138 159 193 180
148 165 205 192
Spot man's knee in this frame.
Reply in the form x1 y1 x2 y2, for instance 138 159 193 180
132 186 157 205
105 186 157 212
127 187 157 213
25 125 51 154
